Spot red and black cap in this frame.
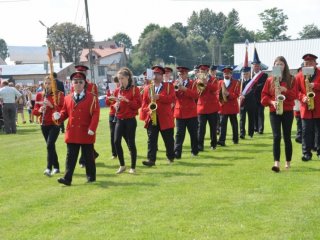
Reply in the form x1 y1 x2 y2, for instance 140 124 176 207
75 65 89 72
70 72 86 80
302 53 318 61
222 66 233 73
198 64 210 71
164 67 173 73
152 65 165 74
176 66 190 73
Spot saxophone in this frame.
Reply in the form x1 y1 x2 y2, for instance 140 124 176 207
148 81 158 126
274 77 286 115
303 67 315 111
197 73 207 93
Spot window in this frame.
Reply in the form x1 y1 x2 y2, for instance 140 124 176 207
98 66 106 76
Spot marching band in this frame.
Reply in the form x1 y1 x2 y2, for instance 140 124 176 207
26 51 320 185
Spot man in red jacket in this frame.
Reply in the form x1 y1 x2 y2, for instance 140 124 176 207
53 72 100 186
217 66 240 146
296 53 320 161
174 66 199 158
141 66 176 166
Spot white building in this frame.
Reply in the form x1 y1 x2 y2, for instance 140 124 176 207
234 38 320 70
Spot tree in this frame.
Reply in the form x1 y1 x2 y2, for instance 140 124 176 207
112 33 133 49
48 22 93 63
0 39 8 60
299 24 320 39
258 8 289 41
138 23 161 42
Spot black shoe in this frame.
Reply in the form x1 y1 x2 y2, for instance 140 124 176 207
198 146 204 152
240 135 245 139
217 141 225 146
258 131 263 134
210 146 216 150
233 141 239 144
87 178 96 183
295 138 302 144
271 166 280 173
249 134 253 138
57 178 71 186
142 160 155 167
302 155 312 161
174 152 181 159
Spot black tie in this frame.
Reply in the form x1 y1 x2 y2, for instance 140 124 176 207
76 94 80 103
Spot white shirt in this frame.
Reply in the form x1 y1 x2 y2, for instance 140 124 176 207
73 90 85 100
0 86 22 103
224 79 231 88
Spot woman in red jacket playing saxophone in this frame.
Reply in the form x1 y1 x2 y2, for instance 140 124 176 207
261 56 297 172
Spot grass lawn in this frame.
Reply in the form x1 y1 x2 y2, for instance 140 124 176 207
0 108 320 240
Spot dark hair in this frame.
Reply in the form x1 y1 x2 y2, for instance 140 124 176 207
117 67 133 86
113 76 119 83
273 56 293 89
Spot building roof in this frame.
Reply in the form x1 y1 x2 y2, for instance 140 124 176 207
8 46 65 64
0 62 73 76
80 47 125 62
234 38 320 70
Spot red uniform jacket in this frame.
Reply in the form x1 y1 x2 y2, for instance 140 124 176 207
141 82 175 130
174 79 198 119
261 76 297 112
261 77 297 112
33 91 64 126
296 68 320 119
59 91 100 144
105 89 116 116
113 85 141 119
197 76 219 114
218 79 240 115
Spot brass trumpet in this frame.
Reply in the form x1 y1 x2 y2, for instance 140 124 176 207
197 73 208 94
174 77 183 91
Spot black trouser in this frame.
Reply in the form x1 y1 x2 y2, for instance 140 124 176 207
254 103 265 133
60 122 65 133
2 103 17 134
65 143 96 182
270 111 293 161
240 106 256 137
174 117 198 157
295 115 302 141
114 117 137 169
218 114 238 144
109 115 117 157
41 125 60 170
302 118 320 157
198 112 218 149
147 124 175 162
79 146 98 165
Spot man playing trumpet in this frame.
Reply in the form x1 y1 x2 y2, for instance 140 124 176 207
173 66 199 159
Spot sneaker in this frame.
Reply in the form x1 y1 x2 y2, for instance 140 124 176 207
116 166 126 174
43 169 51 177
51 168 60 175
129 168 136 174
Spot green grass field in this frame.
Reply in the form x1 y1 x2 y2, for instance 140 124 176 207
1 108 320 240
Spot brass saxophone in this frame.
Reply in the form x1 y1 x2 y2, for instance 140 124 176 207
274 76 286 115
148 81 158 126
197 73 207 93
304 69 315 111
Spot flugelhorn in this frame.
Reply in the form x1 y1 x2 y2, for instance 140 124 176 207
303 67 315 111
197 73 207 93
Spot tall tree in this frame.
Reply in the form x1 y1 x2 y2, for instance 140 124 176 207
138 24 161 42
0 39 8 60
258 7 289 40
48 22 93 63
299 24 320 39
112 33 133 49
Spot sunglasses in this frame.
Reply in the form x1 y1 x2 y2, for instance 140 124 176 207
73 80 85 84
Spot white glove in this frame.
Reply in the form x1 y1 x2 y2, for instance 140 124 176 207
88 129 94 135
53 112 61 120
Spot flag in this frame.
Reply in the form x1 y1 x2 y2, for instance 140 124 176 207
252 45 261 64
244 39 249 68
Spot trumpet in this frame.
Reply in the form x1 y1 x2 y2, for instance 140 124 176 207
174 77 183 91
274 76 286 115
148 81 158 125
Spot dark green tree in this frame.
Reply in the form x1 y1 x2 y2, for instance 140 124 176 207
258 7 289 40
299 24 320 39
0 39 8 60
138 24 161 41
112 33 133 49
48 22 93 63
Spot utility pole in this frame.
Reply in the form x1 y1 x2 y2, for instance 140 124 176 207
84 0 95 83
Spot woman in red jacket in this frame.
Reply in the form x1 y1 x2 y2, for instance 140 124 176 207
113 67 141 174
33 76 64 176
261 56 297 172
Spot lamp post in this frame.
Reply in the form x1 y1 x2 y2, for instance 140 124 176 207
169 55 177 80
